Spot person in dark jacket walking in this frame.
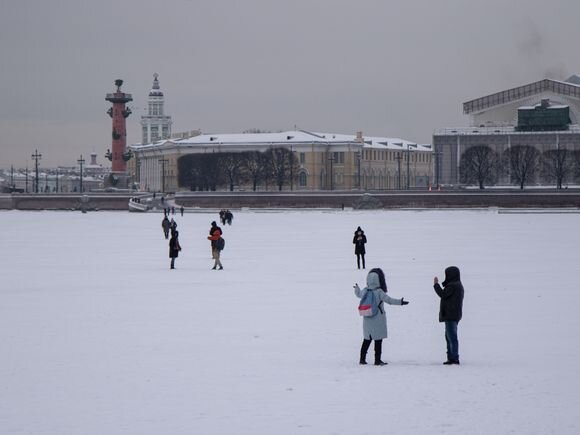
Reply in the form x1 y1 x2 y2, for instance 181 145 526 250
353 226 367 269
433 266 464 365
354 268 409 365
161 216 171 239
169 230 182 269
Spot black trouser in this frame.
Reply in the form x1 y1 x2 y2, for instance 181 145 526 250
360 338 382 363
170 257 176 269
356 253 365 269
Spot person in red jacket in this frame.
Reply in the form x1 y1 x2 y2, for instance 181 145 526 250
207 221 223 270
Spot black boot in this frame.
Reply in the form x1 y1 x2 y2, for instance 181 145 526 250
360 339 371 365
374 340 387 366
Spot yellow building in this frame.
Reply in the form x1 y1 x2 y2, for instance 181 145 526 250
130 130 433 192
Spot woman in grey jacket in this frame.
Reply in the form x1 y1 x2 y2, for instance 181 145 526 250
354 268 409 365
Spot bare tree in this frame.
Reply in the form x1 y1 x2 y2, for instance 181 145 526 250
266 148 299 191
178 154 221 191
219 153 244 191
241 151 270 191
541 148 573 189
504 145 540 189
459 145 500 189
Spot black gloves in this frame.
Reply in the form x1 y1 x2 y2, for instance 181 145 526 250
401 298 409 305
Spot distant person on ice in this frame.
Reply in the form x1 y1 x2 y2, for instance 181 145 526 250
161 215 171 239
207 221 224 270
225 210 233 225
354 268 409 365
169 230 182 270
433 266 464 365
353 226 367 269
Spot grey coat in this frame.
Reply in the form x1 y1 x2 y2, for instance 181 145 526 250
354 272 403 340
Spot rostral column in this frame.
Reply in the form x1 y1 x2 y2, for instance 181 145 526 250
105 79 133 172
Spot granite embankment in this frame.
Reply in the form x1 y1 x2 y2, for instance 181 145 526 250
2 191 579 211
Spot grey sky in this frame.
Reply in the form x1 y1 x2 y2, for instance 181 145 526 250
1 0 579 168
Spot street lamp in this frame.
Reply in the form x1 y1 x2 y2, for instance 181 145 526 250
433 148 443 189
77 155 85 193
158 159 168 192
328 153 335 191
31 149 42 193
405 144 417 190
357 151 362 190
395 153 402 190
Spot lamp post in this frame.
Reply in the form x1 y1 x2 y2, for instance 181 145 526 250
395 153 402 190
405 144 416 190
55 168 59 193
357 151 362 190
31 149 42 193
25 166 29 193
433 149 443 189
77 155 85 193
290 147 294 191
328 154 335 191
158 158 168 192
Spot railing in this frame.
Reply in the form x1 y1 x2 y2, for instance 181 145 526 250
463 79 580 114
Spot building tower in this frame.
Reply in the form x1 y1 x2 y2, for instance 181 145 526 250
140 73 172 144
105 79 133 172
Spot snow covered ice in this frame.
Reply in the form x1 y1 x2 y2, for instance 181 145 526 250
1 209 579 435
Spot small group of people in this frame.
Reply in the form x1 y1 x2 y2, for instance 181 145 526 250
353 263 464 366
163 206 184 217
219 209 233 225
162 217 227 271
161 216 177 239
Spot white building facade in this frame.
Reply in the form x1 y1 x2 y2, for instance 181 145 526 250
140 74 172 144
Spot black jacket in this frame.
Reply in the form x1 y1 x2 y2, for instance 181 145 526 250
434 266 464 322
169 236 181 258
353 229 367 255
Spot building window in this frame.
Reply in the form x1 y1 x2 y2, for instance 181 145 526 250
299 171 307 187
300 152 305 164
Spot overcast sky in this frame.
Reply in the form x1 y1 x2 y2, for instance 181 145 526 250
1 0 580 168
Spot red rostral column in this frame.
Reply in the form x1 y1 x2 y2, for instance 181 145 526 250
105 79 133 172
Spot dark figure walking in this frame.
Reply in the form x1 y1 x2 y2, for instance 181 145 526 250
169 230 182 269
433 266 464 365
354 268 409 365
353 226 367 269
180 205 184 216
161 216 171 239
170 218 177 236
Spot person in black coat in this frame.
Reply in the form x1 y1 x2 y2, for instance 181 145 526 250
161 216 171 239
353 226 367 269
433 266 464 365
169 230 182 269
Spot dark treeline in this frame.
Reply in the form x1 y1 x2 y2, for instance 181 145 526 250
177 148 300 191
460 145 580 189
